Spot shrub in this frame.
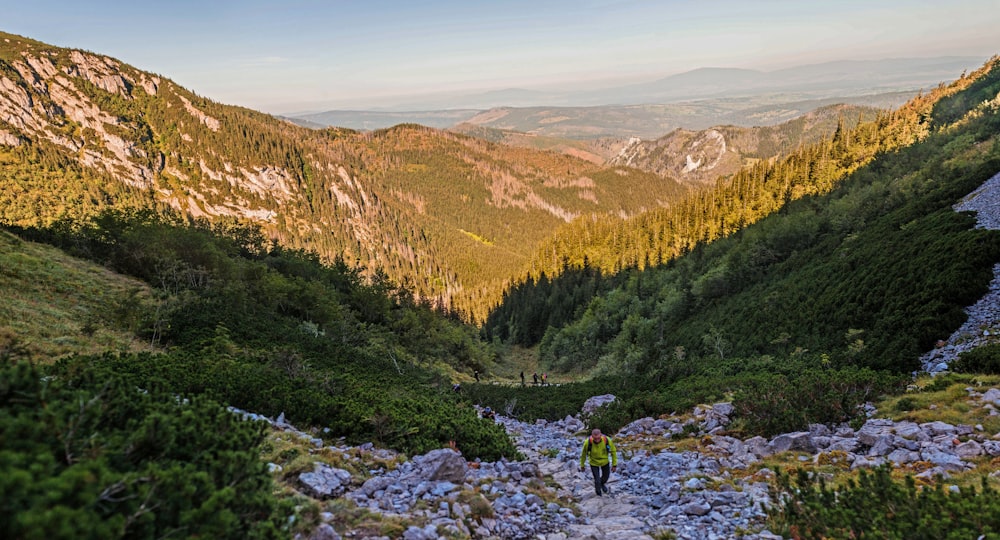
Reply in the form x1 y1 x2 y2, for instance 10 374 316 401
1 360 287 540
732 367 905 436
769 465 1000 539
951 343 1000 374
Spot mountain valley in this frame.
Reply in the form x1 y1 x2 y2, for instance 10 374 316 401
5 28 1000 540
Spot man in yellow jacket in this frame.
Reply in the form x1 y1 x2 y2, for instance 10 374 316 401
579 428 618 496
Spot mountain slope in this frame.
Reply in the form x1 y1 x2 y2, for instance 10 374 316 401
488 56 1000 381
608 104 883 185
0 229 157 359
0 32 688 321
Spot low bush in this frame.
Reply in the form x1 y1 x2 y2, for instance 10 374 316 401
769 465 1000 539
732 367 905 436
951 343 1000 374
1 360 288 540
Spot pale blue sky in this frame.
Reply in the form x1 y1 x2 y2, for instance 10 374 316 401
2 0 997 113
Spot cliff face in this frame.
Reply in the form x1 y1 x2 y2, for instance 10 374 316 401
1 45 161 188
0 36 313 222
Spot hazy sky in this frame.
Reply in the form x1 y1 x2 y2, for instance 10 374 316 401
2 0 997 113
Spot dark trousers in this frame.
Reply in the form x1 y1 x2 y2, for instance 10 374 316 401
590 464 610 495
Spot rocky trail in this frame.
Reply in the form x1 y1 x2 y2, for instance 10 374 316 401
269 382 1000 540
498 405 775 540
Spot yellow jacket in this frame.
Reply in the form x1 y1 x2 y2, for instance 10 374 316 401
580 435 617 467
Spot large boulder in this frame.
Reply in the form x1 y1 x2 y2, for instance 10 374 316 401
921 448 969 472
299 464 353 499
921 421 958 437
856 419 895 446
768 432 816 454
982 388 1000 406
582 394 617 414
409 448 469 483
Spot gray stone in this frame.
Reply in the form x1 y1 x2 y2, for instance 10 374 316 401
983 388 1000 405
887 449 920 465
308 523 341 540
808 423 832 437
921 421 958 437
857 419 895 446
582 394 617 414
768 432 815 453
827 437 861 453
984 440 1000 456
868 435 896 457
712 402 734 417
298 464 352 499
744 436 770 457
893 421 923 439
922 448 968 471
402 525 439 540
851 456 884 470
682 501 712 516
955 440 983 458
410 448 468 483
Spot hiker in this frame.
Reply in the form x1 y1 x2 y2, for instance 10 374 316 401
481 406 496 420
533 372 539 385
520 371 525 386
452 383 461 393
579 428 618 496
542 373 548 386
474 370 480 382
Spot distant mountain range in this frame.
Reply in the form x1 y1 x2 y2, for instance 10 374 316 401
290 56 987 136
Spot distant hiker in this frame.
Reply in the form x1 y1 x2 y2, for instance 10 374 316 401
533 372 539 385
481 406 496 420
542 373 548 386
474 370 480 383
520 371 525 386
579 428 618 497
452 383 461 393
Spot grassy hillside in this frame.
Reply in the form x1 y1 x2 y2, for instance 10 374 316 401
0 229 158 359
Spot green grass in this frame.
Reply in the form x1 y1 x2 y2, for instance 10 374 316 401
0 229 158 361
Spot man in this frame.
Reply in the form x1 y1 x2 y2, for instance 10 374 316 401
579 428 618 496
520 371 525 386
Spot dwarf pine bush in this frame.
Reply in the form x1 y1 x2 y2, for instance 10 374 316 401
768 465 1000 539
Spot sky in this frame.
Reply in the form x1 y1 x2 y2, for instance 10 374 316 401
2 0 997 113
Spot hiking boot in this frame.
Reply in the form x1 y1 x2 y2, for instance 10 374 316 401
603 486 610 494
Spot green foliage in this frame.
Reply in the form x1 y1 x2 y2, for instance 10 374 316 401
769 466 1000 539
732 366 906 436
503 59 1000 390
1 360 287 540
6 211 517 460
951 343 1000 374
